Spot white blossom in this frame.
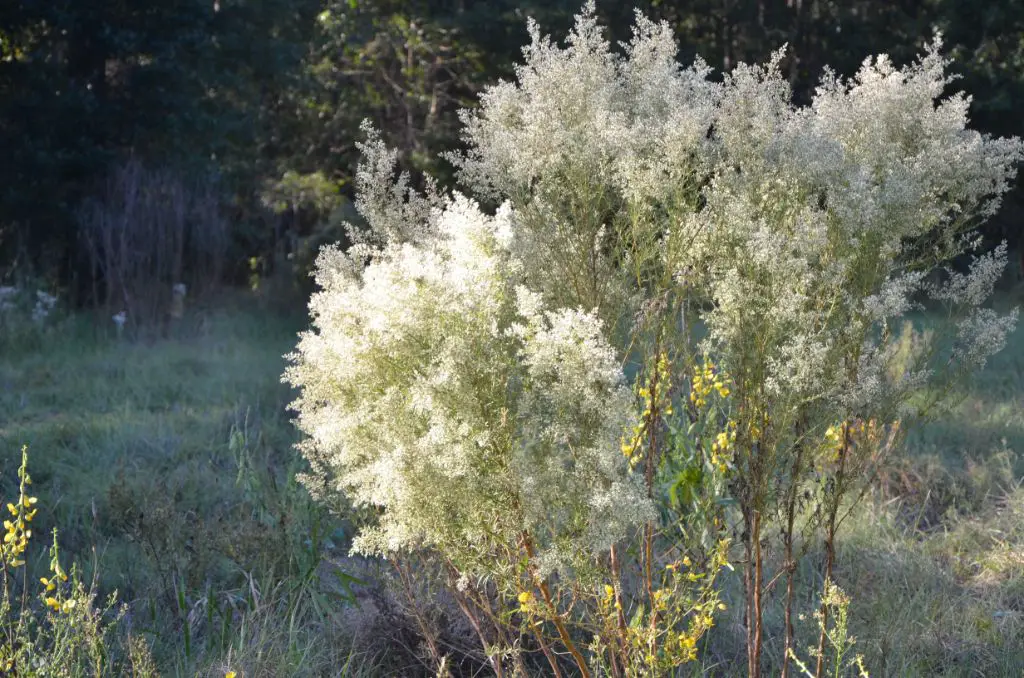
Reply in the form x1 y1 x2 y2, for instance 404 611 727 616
287 3 1022 588
285 191 650 574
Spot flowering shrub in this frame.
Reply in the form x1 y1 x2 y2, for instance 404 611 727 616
287 3 1022 675
286 194 651 575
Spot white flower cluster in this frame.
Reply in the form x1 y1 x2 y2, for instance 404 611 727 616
453 2 1021 418
0 287 59 324
288 3 1022 575
285 189 650 572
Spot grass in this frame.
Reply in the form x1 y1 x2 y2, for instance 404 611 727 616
0 292 367 676
2 288 1023 676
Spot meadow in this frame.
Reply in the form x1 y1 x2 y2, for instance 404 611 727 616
0 284 1021 676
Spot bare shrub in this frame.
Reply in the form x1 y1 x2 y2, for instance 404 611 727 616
78 160 229 331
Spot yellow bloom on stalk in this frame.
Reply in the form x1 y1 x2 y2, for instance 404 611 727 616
675 632 699 662
517 590 535 613
3 446 38 569
690 359 731 410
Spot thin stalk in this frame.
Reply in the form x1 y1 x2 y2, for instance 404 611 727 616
609 545 629 645
643 350 663 661
520 533 591 678
781 439 807 678
815 423 850 678
532 620 563 678
744 509 756 678
394 557 447 674
466 582 529 678
451 586 504 678
751 509 764 678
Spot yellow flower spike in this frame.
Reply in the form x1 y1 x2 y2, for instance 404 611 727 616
604 584 614 600
517 591 534 605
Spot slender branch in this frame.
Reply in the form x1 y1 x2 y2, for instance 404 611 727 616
394 557 447 673
451 583 504 678
816 422 850 678
782 429 807 678
520 533 591 678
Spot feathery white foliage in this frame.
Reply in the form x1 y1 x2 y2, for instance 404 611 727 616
347 120 440 251
289 2 1022 589
285 191 650 572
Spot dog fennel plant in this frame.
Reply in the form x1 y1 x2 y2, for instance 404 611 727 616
285 3 1023 675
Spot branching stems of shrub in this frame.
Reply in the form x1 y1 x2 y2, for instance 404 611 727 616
519 532 590 678
448 576 503 678
394 557 447 675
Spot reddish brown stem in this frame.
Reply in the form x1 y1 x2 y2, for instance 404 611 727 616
532 622 563 678
452 586 504 678
521 534 591 678
752 510 764 678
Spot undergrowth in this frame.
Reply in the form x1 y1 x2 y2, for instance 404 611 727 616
1 291 1021 675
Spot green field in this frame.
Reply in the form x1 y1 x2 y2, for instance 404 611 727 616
1 291 1021 676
